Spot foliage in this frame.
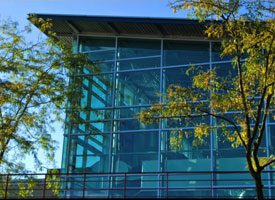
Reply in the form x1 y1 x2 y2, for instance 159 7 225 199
0 16 90 173
17 177 36 198
140 0 274 199
46 169 61 196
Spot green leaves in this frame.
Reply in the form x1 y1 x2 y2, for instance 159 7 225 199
0 17 92 173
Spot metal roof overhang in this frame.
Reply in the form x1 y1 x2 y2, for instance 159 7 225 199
29 14 214 46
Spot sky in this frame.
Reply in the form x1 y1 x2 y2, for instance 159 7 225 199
0 0 188 172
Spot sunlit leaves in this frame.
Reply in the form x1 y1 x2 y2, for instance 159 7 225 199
0 17 91 173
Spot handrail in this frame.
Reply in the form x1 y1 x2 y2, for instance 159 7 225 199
0 171 274 199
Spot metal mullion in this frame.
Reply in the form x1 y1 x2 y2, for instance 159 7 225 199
209 41 214 198
157 38 164 198
66 34 80 175
265 101 272 198
107 37 118 196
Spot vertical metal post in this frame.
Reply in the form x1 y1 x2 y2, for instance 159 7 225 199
4 174 9 199
42 174 47 198
123 173 127 199
82 173 86 198
157 38 164 198
209 41 214 198
166 172 168 198
108 36 118 197
264 100 272 198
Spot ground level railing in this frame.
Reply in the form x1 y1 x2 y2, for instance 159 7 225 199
0 170 274 199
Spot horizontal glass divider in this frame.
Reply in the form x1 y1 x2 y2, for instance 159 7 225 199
64 132 112 136
113 129 160 133
163 62 210 69
65 105 152 112
71 72 113 77
116 54 161 61
111 152 158 155
115 67 161 73
80 49 116 54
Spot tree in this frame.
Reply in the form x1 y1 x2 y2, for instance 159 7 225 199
139 1 275 199
0 16 89 173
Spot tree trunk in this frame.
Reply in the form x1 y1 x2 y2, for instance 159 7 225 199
254 172 264 200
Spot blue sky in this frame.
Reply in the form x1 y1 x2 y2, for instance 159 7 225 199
0 0 187 171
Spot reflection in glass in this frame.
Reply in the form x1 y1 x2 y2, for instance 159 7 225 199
118 38 161 59
79 37 115 52
117 57 160 71
115 70 160 106
163 40 209 66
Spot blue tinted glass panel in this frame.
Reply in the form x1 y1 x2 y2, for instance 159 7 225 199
163 40 209 66
269 125 275 155
79 36 115 52
115 70 160 106
114 106 151 119
114 119 158 131
118 38 161 59
212 42 233 62
90 109 112 121
86 50 115 62
161 130 211 172
117 57 160 71
113 131 159 153
90 74 113 108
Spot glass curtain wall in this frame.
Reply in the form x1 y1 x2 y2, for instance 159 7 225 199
62 36 274 198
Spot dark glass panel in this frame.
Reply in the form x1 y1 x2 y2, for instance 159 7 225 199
161 130 211 172
163 40 209 66
112 153 158 173
77 62 114 75
79 36 115 52
269 125 275 155
212 42 233 62
117 57 160 71
115 70 160 106
86 51 115 62
114 106 151 119
118 38 161 59
163 65 209 101
114 119 158 131
112 131 159 154
213 62 238 78
90 109 112 121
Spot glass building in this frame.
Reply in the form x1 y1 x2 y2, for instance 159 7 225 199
32 15 275 198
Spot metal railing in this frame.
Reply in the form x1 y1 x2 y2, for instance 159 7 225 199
0 170 274 199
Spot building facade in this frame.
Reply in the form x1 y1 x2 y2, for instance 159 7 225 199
33 15 275 198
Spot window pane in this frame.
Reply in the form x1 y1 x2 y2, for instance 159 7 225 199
112 131 159 154
90 74 113 108
114 119 158 131
161 130 211 172
117 57 160 71
79 36 115 52
212 42 233 62
163 40 209 66
112 153 158 173
118 38 161 59
163 65 209 88
114 106 150 119
115 70 160 106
